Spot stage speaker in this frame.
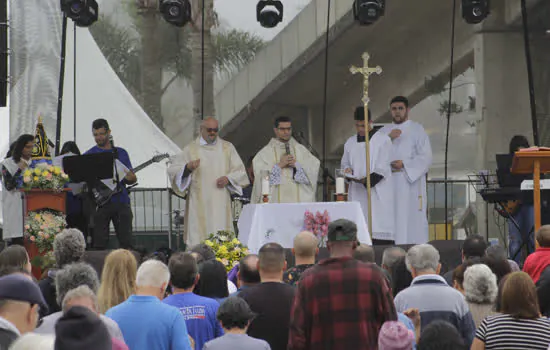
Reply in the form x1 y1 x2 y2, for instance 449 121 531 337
428 240 464 274
0 0 6 107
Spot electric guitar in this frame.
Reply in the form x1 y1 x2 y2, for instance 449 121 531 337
90 153 170 207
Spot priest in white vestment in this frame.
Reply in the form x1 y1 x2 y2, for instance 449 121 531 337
379 96 432 244
251 116 320 204
167 118 249 246
1 135 35 242
341 107 394 244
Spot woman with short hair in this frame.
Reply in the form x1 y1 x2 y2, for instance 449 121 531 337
472 271 550 350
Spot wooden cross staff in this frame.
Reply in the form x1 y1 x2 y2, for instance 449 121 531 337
350 52 382 238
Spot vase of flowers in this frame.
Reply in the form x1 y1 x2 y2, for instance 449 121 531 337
203 230 249 272
304 210 330 247
25 210 66 253
19 162 69 191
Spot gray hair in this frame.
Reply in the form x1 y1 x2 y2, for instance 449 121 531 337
55 262 100 306
382 247 406 269
136 260 170 288
406 244 440 273
463 264 498 304
54 228 86 267
62 285 98 312
9 333 55 350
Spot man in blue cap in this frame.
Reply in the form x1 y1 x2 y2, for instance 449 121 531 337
0 274 47 348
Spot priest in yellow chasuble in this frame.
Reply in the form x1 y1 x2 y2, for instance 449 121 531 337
167 117 249 246
251 116 320 204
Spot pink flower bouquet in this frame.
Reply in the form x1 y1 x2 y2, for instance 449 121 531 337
303 210 330 247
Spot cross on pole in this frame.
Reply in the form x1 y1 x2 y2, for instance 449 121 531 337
350 52 382 239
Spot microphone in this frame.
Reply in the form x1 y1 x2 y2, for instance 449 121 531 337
285 142 291 155
109 135 119 159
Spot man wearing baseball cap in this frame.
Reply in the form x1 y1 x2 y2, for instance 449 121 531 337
0 273 47 348
288 219 397 350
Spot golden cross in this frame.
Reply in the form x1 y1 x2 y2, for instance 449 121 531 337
350 52 382 106
349 52 382 238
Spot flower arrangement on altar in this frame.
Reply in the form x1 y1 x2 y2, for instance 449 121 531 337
203 230 249 272
19 162 69 191
304 210 330 247
25 210 66 253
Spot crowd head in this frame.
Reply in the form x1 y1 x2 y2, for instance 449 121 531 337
53 229 86 268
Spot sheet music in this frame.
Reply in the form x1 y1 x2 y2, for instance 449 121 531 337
345 173 365 182
101 159 129 191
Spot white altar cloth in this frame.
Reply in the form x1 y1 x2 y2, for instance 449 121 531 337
237 202 372 253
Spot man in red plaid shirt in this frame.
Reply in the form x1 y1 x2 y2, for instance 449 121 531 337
288 219 397 350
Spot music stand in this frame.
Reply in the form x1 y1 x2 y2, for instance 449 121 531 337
62 153 114 184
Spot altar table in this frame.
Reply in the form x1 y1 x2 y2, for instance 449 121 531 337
237 202 372 253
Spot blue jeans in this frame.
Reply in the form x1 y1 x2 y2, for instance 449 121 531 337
508 204 535 265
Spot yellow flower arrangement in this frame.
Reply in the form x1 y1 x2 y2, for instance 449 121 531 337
203 230 249 272
20 162 69 191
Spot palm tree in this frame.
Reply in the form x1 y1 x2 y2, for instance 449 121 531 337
91 1 265 136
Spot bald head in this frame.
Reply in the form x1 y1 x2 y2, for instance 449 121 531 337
200 117 219 144
293 231 318 258
353 244 375 263
536 225 550 247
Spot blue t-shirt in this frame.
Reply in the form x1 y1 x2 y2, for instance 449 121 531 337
163 292 224 350
85 146 133 204
106 295 192 350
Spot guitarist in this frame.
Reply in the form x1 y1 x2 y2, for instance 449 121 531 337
85 119 137 250
505 135 535 265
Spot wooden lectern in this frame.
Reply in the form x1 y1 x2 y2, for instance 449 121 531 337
511 150 550 247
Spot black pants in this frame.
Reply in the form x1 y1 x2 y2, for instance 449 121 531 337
92 202 133 250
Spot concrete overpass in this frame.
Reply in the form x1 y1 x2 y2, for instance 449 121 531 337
215 0 548 171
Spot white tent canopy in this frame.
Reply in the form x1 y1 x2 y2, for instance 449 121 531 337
2 1 183 229
60 23 181 188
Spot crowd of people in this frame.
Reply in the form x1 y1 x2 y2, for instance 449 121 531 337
0 220 549 349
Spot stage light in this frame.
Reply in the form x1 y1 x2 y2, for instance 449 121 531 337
60 0 98 27
256 0 283 29
353 0 385 26
461 0 490 24
159 0 191 27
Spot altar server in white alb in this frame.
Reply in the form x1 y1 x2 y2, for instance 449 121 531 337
341 107 394 245
251 116 320 204
379 96 432 244
167 117 249 246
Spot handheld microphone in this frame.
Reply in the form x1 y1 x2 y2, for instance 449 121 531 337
285 142 291 155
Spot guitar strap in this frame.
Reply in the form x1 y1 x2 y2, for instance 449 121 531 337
111 137 123 195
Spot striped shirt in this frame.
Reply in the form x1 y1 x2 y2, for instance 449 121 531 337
475 314 550 349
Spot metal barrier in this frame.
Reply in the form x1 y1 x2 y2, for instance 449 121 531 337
126 188 185 250
123 179 478 250
426 179 478 240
